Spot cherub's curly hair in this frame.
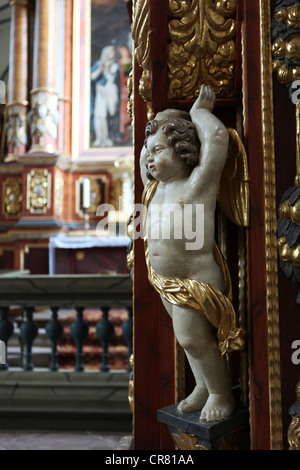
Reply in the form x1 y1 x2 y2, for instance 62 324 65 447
145 117 200 168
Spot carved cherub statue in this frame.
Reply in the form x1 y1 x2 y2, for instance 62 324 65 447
139 85 247 422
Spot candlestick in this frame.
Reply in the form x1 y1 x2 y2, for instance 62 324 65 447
82 177 91 209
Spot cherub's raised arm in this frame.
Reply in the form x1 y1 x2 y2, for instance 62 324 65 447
190 85 227 145
189 85 229 189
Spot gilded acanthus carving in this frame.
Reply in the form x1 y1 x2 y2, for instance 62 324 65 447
277 188 300 300
26 169 51 214
272 1 300 98
288 382 300 450
168 0 237 99
288 415 300 450
3 177 23 217
172 430 208 450
132 0 153 119
132 1 237 113
277 97 300 302
273 3 300 301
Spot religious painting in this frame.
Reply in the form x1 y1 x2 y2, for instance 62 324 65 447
90 0 132 149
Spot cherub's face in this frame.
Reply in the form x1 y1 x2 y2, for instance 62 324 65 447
146 129 189 182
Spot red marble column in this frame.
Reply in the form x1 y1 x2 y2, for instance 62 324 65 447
5 0 29 161
57 0 72 158
29 0 58 155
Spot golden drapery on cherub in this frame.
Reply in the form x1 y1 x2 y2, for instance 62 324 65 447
142 181 246 357
139 85 249 422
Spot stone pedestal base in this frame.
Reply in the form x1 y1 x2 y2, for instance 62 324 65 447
158 403 250 450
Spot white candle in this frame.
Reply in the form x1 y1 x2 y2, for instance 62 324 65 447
82 177 90 209
0 340 5 365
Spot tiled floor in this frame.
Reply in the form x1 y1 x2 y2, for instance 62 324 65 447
0 430 131 450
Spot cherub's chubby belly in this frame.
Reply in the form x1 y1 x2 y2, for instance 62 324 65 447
148 239 224 291
145 198 224 290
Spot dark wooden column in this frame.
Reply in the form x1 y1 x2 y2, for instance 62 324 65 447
243 0 282 450
132 0 176 451
133 0 288 451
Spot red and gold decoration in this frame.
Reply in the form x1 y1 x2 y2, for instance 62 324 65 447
3 176 22 218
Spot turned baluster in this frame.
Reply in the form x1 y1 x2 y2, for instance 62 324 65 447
96 307 114 372
19 307 38 371
45 307 64 371
70 307 89 372
122 307 133 372
0 307 14 370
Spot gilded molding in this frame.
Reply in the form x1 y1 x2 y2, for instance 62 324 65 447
128 354 134 412
26 169 51 214
127 68 133 119
132 0 153 119
260 0 282 449
3 177 22 217
168 0 237 100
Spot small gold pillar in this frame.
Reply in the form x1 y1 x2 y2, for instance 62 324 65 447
29 0 58 155
5 0 29 162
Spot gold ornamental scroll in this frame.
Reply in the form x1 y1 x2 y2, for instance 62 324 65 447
272 3 300 87
168 0 237 100
132 0 153 120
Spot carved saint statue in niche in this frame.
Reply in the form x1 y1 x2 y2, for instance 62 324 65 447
140 85 247 422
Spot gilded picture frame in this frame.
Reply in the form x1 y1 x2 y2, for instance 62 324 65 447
72 0 132 163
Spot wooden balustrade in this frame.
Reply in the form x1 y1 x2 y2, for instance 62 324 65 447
0 274 132 372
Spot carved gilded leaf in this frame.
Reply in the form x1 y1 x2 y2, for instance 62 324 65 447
168 0 237 99
272 1 300 97
3 177 22 217
172 430 208 450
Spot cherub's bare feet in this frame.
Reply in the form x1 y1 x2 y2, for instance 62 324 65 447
199 393 235 423
177 385 209 414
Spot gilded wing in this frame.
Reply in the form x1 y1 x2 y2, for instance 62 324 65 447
217 128 250 227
